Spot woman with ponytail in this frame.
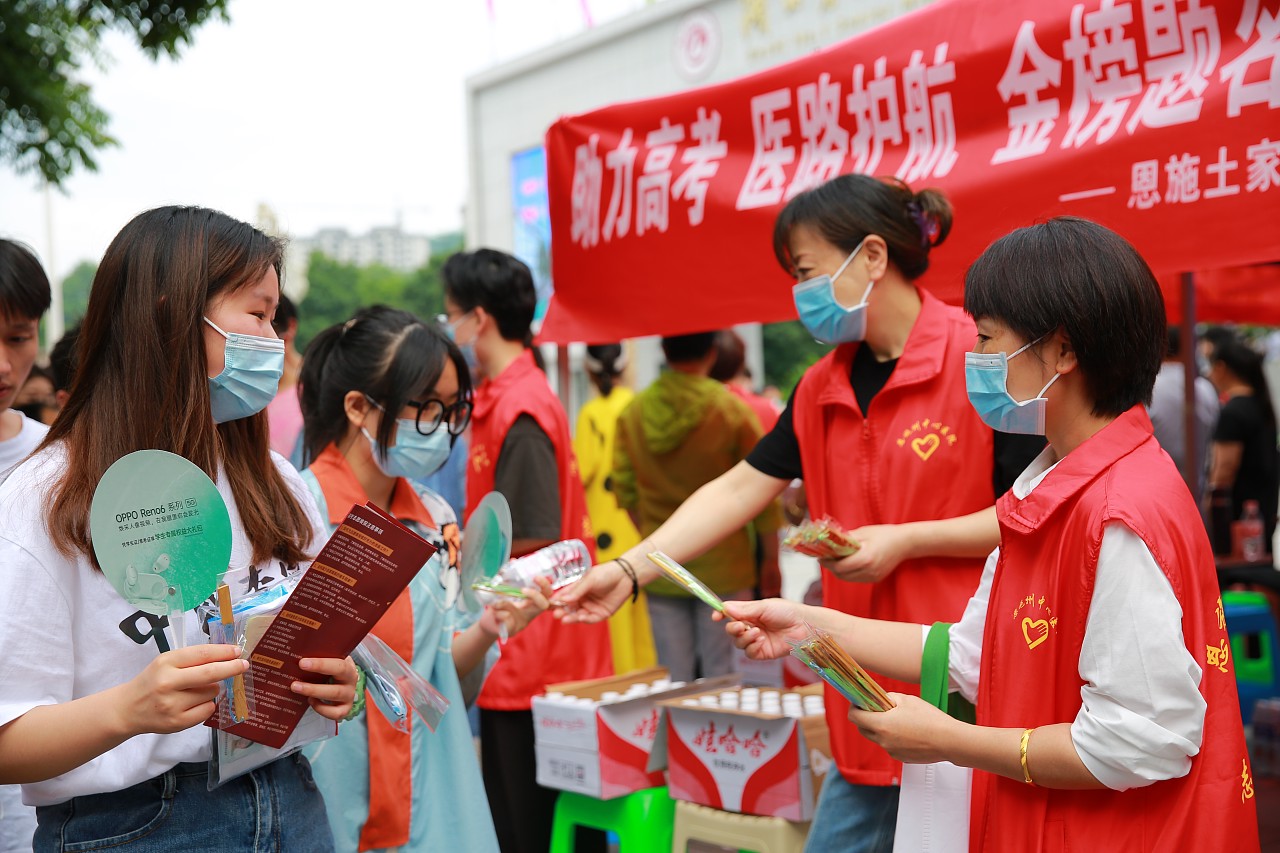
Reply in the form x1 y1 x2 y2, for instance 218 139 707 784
574 344 657 672
299 305 545 852
557 175 1045 853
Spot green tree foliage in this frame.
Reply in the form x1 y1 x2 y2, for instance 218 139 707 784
0 0 229 185
60 260 97 328
296 251 451 351
761 320 830 397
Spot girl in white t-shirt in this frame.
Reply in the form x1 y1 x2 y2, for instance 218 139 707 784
0 206 358 852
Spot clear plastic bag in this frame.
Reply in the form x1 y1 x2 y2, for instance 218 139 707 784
353 632 450 733
788 622 893 712
205 576 337 789
782 517 860 560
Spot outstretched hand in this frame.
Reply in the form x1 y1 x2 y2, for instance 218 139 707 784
717 598 810 660
481 576 552 639
550 561 630 623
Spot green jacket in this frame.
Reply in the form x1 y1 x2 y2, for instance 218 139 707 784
614 370 778 597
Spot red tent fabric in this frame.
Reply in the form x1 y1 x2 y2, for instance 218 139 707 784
540 0 1280 343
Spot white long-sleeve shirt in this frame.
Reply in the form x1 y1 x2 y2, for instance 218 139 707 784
945 449 1206 790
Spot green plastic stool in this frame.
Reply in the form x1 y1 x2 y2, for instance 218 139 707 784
1223 590 1277 686
549 786 675 853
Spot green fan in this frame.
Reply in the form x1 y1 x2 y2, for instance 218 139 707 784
460 492 513 612
89 450 233 648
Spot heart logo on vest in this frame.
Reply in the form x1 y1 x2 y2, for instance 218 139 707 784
1022 617 1050 650
911 433 940 461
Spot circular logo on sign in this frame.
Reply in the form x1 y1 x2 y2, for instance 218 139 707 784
674 10 720 82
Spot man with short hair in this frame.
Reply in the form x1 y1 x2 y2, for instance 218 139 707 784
0 240 51 482
0 237 51 853
443 248 612 853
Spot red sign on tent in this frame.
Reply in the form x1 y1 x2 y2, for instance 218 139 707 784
540 0 1280 343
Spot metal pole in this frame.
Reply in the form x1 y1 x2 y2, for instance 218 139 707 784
44 180 64 349
1181 271 1198 495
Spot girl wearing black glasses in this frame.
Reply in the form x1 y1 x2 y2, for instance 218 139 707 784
297 305 545 852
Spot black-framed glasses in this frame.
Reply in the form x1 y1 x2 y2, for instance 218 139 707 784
412 398 473 437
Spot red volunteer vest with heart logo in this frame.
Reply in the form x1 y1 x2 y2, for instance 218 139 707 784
974 406 1258 851
468 349 613 710
793 288 996 786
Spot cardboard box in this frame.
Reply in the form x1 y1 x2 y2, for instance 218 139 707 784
532 667 739 799
651 683 832 820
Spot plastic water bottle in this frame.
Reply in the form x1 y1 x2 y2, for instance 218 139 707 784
1241 500 1265 562
498 539 592 590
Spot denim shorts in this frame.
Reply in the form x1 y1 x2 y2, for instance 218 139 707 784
34 754 334 853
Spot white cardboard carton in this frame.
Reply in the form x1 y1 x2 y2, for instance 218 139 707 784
532 667 738 799
651 683 831 820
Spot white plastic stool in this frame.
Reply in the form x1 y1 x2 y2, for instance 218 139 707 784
671 799 810 853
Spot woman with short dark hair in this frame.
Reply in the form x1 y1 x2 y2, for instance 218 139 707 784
559 174 1045 852
1206 339 1279 554
724 217 1259 852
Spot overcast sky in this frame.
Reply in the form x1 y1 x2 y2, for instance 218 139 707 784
0 0 642 282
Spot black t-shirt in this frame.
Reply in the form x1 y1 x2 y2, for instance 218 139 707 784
747 346 1045 497
495 414 562 541
1213 393 1279 542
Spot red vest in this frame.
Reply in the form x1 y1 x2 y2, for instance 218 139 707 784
468 350 614 710
793 289 996 786
973 406 1259 852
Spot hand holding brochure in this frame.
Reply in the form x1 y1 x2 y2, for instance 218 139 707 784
211 502 437 749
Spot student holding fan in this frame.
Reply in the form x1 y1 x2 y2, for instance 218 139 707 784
0 207 357 851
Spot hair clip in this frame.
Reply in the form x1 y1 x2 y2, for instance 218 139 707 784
907 200 938 248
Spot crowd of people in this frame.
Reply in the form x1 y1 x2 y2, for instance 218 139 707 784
0 171 1265 852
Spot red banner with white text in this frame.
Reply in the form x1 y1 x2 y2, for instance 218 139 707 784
540 0 1280 343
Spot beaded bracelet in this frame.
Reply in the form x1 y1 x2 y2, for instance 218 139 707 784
342 666 368 722
615 557 640 604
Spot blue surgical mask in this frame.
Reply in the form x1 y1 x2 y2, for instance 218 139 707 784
792 239 873 345
204 318 285 424
964 338 1060 435
439 312 480 377
363 399 453 480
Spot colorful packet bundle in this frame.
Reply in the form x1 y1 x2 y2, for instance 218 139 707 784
788 622 894 712
783 517 860 560
646 551 726 612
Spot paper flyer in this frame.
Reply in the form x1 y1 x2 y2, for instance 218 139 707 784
212 502 437 748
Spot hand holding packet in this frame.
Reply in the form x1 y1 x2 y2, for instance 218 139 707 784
783 518 861 560
205 501 437 791
787 622 893 712
646 551 726 612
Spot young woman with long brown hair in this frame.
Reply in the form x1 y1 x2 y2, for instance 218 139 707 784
0 206 357 852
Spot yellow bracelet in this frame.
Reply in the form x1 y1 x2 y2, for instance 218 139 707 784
1019 727 1036 786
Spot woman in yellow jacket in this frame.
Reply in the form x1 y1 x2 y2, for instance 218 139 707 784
574 344 656 672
